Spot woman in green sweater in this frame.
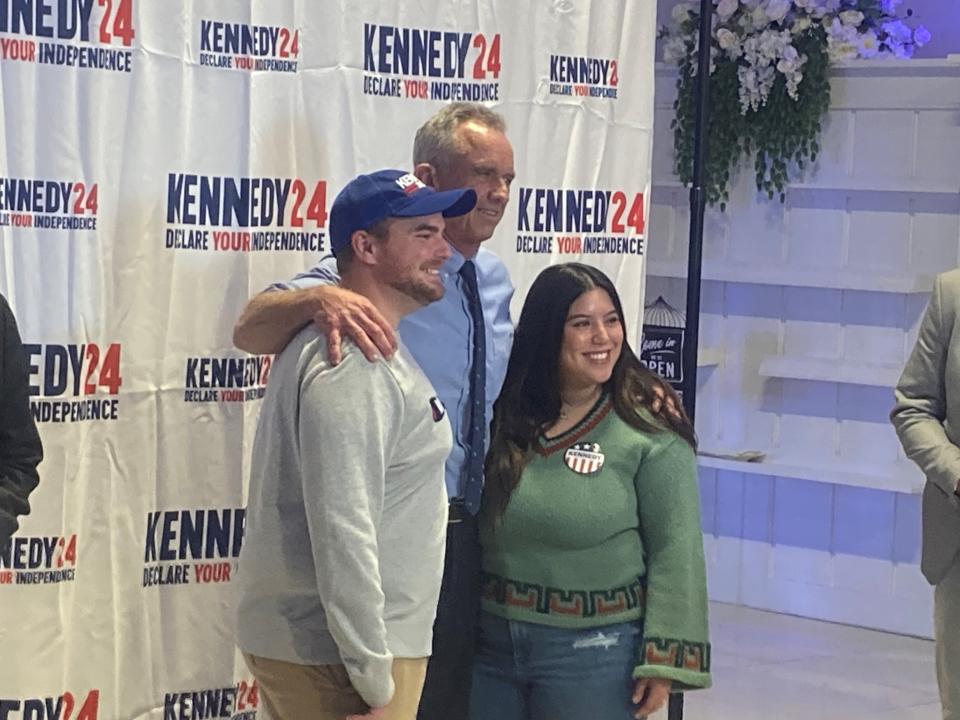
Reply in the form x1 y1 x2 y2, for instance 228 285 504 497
470 263 711 720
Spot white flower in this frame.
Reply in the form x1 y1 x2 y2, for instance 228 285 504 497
663 35 688 64
776 56 796 73
914 25 932 47
764 0 791 24
780 44 799 63
856 30 881 58
792 17 812 34
716 0 739 22
738 66 760 112
839 10 864 27
758 29 781 58
787 72 804 98
827 35 859 61
672 3 695 24
717 27 741 52
752 6 769 27
828 17 859 43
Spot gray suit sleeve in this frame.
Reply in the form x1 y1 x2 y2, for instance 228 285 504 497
298 351 401 708
892 274 960 501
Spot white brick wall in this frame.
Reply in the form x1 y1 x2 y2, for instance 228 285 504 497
648 59 960 637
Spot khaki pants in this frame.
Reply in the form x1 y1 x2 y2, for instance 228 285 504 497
243 653 427 720
936 556 960 720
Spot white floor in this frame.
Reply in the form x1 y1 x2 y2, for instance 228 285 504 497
650 602 942 720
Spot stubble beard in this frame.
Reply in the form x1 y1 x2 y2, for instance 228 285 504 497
389 275 444 307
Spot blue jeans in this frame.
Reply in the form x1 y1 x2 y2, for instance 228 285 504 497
470 611 643 720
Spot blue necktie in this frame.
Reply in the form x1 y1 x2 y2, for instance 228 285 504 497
459 260 486 515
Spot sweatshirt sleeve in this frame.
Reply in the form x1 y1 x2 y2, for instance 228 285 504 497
633 433 711 690
297 349 402 708
891 274 960 503
0 296 43 550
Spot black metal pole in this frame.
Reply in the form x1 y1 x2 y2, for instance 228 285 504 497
669 0 712 718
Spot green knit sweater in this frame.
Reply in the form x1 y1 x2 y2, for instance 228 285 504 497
479 395 711 690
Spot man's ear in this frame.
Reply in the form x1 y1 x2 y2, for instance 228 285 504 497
350 229 379 266
414 163 437 189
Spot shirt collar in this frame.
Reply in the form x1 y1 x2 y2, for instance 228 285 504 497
443 242 468 275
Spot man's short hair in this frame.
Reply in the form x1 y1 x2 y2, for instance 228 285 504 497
335 218 392 275
413 103 507 171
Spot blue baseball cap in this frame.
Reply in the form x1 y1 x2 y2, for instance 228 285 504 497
329 169 477 255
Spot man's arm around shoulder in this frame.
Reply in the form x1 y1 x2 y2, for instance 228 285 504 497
233 286 328 355
232 261 397 363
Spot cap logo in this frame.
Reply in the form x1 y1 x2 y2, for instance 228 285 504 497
396 173 426 194
429 397 446 422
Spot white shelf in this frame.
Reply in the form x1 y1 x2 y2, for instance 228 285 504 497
657 58 960 76
698 347 723 368
758 356 902 388
698 452 923 494
791 179 959 195
652 178 959 197
646 260 934 294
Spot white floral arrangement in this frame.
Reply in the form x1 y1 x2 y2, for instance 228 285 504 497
661 0 931 205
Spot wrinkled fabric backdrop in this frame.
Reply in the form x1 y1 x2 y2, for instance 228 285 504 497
0 1 654 717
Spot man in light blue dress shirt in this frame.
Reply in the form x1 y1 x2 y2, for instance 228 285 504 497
233 103 515 720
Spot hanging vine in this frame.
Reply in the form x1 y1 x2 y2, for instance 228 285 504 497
660 0 930 208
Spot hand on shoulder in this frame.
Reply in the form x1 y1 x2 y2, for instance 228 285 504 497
309 285 397 365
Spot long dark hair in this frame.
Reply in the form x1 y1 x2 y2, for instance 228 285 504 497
485 263 696 517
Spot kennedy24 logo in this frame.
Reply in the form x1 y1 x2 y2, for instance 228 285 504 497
166 175 328 229
364 24 501 80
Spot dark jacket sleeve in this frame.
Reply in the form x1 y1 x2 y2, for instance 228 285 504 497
0 295 42 548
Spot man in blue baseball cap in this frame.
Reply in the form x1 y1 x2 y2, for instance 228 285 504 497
236 170 476 720
235 104 516 720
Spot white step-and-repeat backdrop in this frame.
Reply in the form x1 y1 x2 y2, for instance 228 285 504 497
0 1 655 717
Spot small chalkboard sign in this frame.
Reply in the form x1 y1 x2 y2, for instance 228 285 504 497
641 296 685 392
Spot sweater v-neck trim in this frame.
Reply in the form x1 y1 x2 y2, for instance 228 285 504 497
536 394 613 456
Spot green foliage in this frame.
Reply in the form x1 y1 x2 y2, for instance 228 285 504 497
672 27 832 208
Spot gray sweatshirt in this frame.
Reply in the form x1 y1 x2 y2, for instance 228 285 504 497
236 326 452 707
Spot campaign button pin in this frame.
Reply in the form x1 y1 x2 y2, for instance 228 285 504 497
564 442 604 475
